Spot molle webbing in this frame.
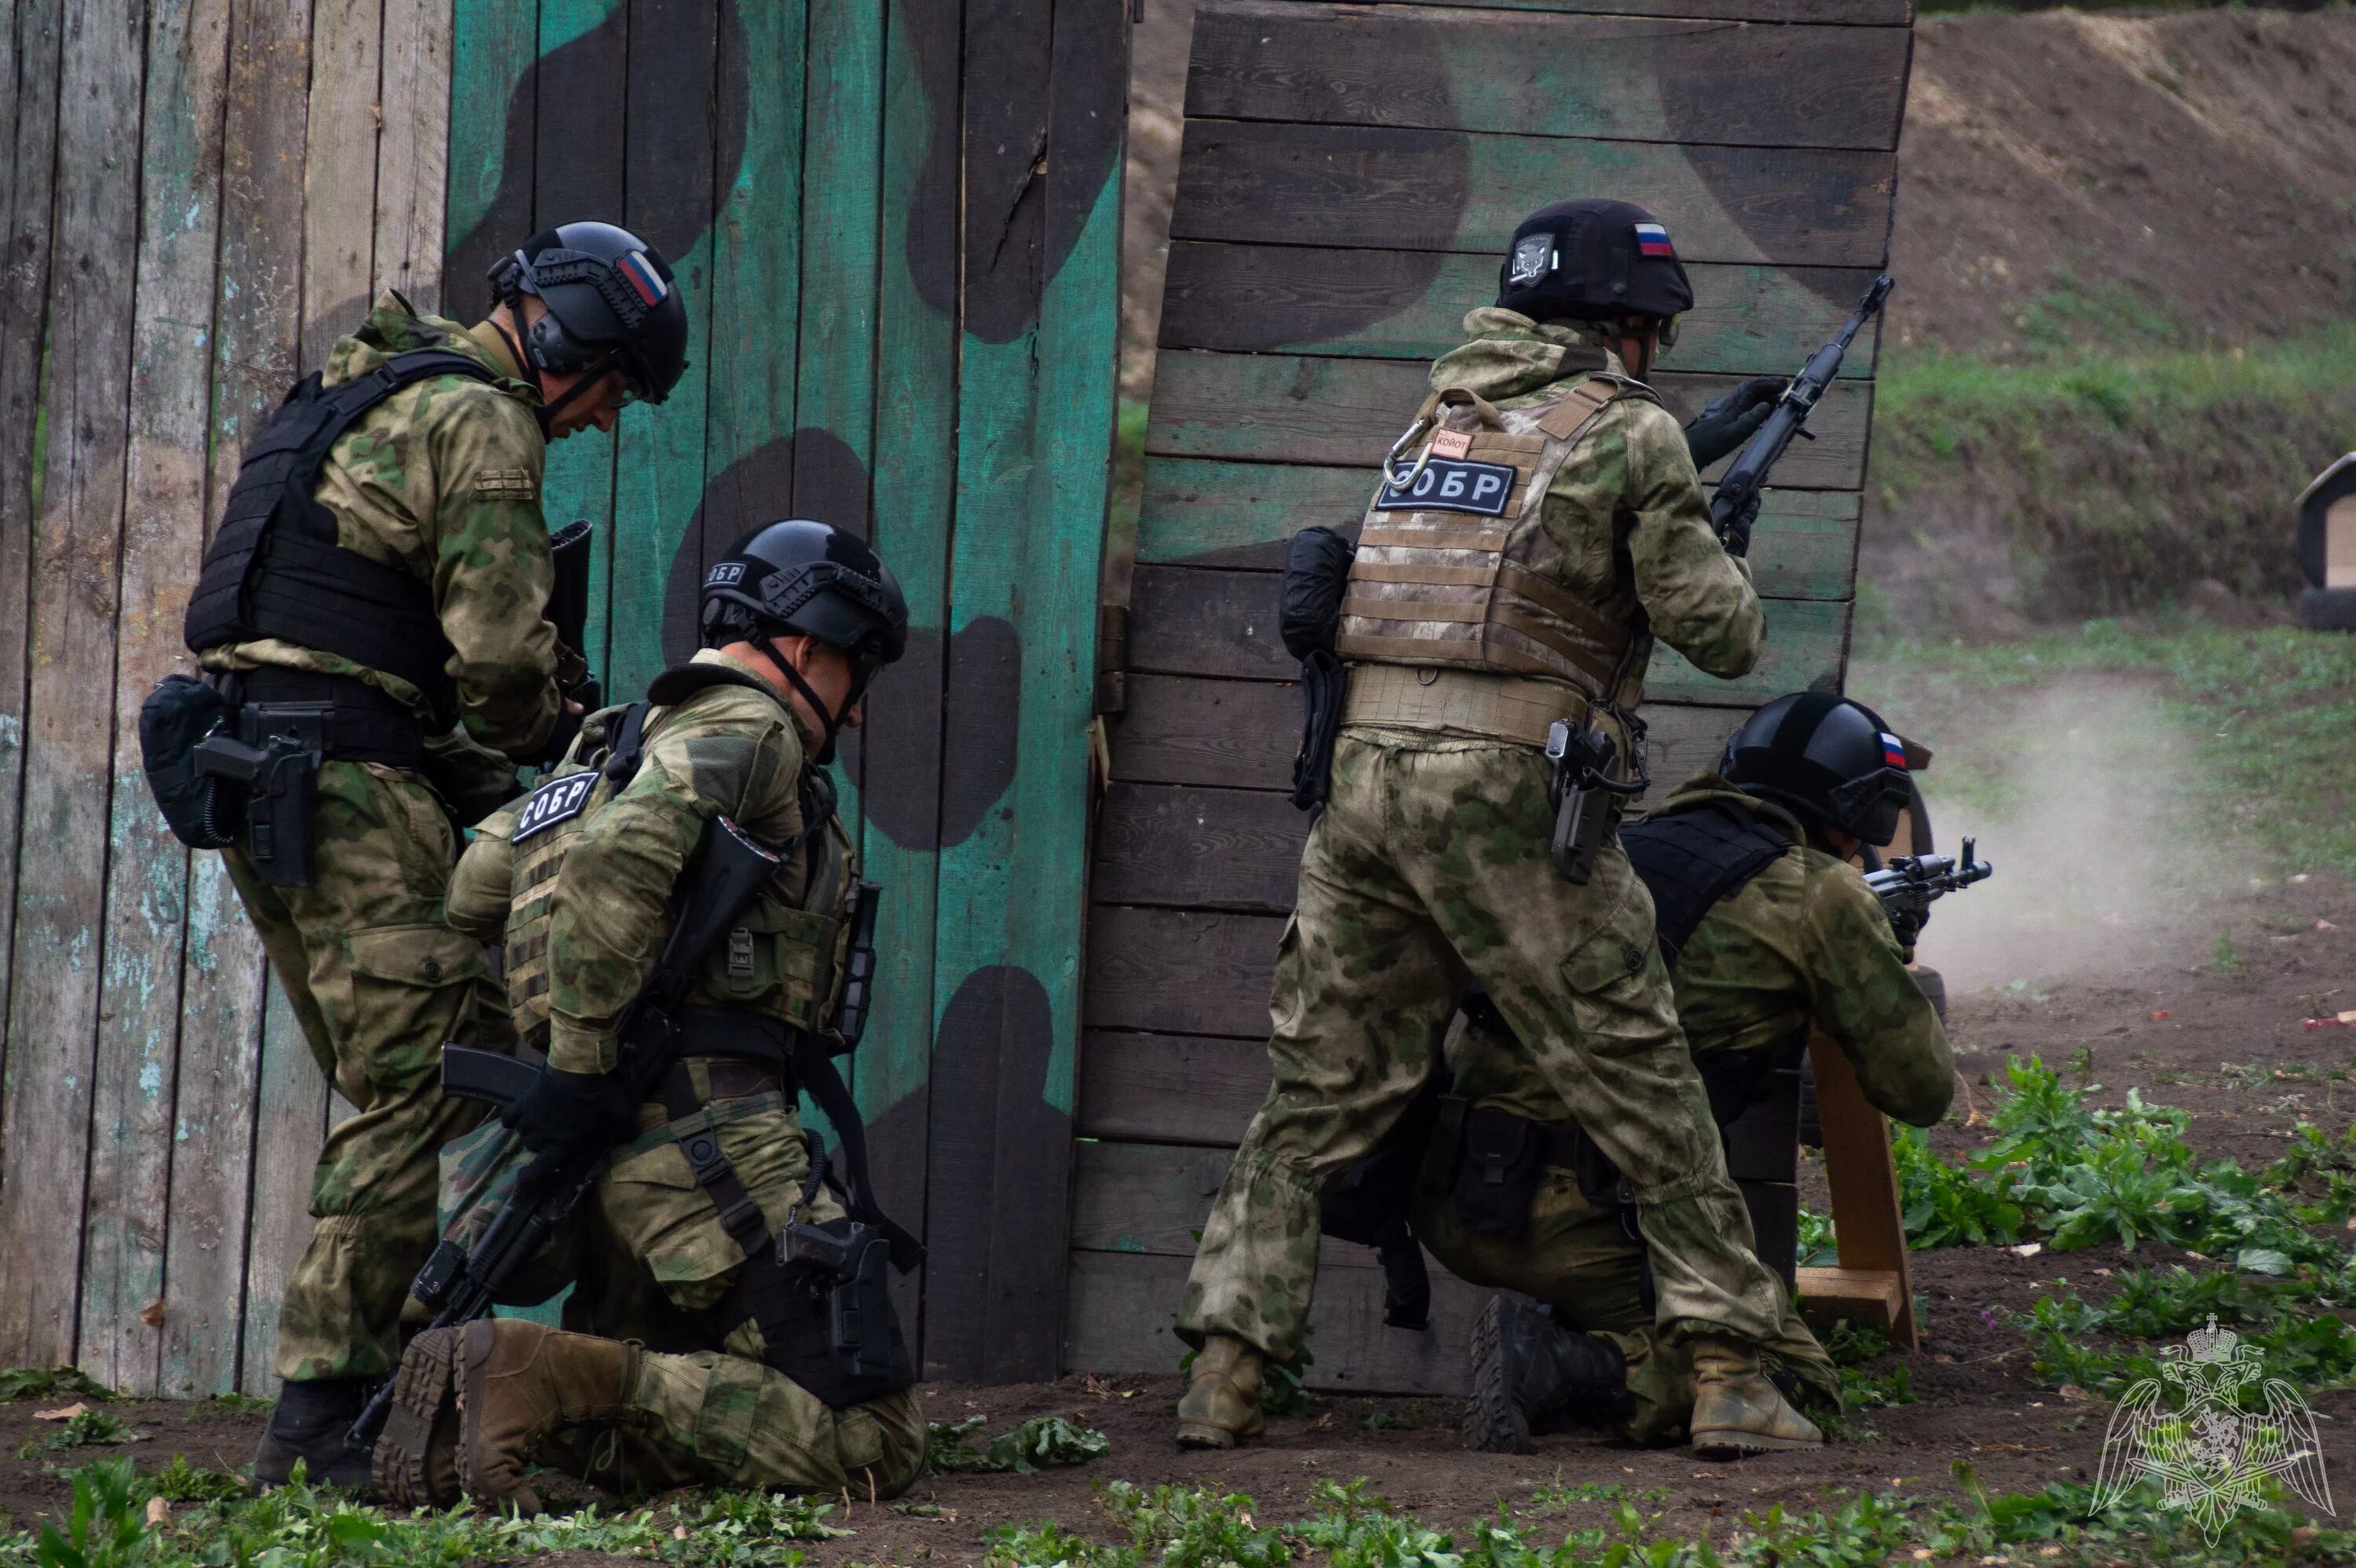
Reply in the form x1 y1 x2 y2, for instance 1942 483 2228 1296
1337 374 1641 693
1340 663 1588 749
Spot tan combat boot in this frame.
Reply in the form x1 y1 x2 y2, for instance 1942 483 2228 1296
451 1318 643 1514
1688 1335 1824 1458
1175 1335 1266 1449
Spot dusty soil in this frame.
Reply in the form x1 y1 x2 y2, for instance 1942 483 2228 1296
8 878 2354 1557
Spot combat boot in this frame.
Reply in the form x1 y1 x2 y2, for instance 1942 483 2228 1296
448 1318 642 1514
1174 1335 1265 1449
252 1376 375 1492
1688 1335 1824 1457
1465 1296 1630 1454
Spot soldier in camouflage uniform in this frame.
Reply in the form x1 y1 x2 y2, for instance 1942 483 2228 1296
1175 199 1820 1458
175 221 690 1486
1420 693 1952 1452
371 521 926 1512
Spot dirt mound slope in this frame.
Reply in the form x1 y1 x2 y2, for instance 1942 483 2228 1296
1893 9 2356 355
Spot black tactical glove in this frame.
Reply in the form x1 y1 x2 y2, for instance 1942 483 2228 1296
1684 375 1786 470
1888 904 1927 953
1721 488 1764 559
501 1065 640 1155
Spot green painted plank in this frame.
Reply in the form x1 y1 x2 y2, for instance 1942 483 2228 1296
857 0 953 1153
1648 594 1850 705
1136 457 1859 601
82 0 231 1395
1159 246 1882 373
444 0 536 288
1187 2 1910 152
1172 120 1896 269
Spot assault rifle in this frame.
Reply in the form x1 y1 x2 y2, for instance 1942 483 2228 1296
1864 837 1992 941
1710 273 1894 552
547 519 602 713
343 814 785 1460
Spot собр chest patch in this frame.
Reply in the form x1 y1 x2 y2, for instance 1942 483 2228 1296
1374 457 1516 518
511 770 598 843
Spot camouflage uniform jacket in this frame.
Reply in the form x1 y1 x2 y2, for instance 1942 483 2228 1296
1388 309 1765 685
1453 773 1954 1128
448 649 844 1076
197 290 563 757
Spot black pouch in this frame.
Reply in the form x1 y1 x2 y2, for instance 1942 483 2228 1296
1280 527 1358 816
139 674 242 849
1451 1104 1548 1239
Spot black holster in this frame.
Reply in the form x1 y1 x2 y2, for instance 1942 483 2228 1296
193 708 326 887
1319 1073 1441 1330
1279 527 1357 817
721 1208 916 1409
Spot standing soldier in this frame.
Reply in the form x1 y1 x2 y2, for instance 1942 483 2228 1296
159 222 688 1485
1425 693 1954 1452
373 520 925 1509
1175 199 1820 1457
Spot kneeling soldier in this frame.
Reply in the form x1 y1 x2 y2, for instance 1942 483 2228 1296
373 520 924 1510
1416 693 1953 1451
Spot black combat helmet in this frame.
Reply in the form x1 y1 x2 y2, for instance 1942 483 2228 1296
489 221 690 415
700 519 909 762
1497 199 1694 325
1719 692 1913 846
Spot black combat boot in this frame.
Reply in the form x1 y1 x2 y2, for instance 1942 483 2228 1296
1466 1295 1629 1454
253 1376 377 1491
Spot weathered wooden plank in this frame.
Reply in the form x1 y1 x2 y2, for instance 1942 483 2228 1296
1187 2 1909 152
1085 905 1286 1040
535 0 626 676
794 0 882 529
80 0 232 1395
302 0 385 363
1145 352 1871 486
1095 783 1305 914
1110 672 1303 791
1649 594 1849 705
1172 120 1896 269
1077 1029 1270 1146
1136 458 1861 601
196 0 315 1397
1254 0 1911 23
1074 1139 1435 1268
1064 1248 1483 1394
236 974 328 1391
606 0 716 698
0 0 66 1163
375 0 452 312
443 0 535 314
1161 244 1881 374
858 0 954 1340
0 0 147 1368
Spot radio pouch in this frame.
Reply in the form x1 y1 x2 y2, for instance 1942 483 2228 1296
1451 1102 1548 1238
140 674 241 850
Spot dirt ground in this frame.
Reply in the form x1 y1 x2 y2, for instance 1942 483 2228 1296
7 875 2352 1558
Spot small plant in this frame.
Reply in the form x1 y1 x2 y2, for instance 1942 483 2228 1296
0 1369 115 1404
927 1415 1107 1475
148 1454 244 1504
2214 927 2245 974
30 1457 147 1568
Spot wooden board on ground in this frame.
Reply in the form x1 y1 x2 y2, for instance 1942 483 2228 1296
1067 0 1909 1382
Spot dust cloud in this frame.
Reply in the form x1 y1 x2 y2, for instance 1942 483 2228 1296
1893 675 2237 993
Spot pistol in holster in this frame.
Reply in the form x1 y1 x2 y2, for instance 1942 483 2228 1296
1543 711 1651 886
192 705 327 887
780 1213 902 1383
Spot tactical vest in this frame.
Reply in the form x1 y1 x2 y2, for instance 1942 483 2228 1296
1620 801 1793 970
500 663 857 1051
1337 374 1655 701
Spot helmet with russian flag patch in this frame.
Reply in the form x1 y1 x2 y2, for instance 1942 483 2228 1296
490 221 690 406
1496 199 1693 326
1718 691 1917 847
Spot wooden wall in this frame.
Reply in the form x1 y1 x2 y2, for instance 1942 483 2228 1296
1067 0 1912 1392
0 0 1125 1392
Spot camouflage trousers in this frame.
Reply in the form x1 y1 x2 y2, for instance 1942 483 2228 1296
535 1065 926 1497
1410 1168 1839 1443
223 759 507 1383
1176 729 1787 1363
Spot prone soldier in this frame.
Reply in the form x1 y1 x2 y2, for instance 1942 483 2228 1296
371 520 926 1510
1175 199 1822 1458
143 221 689 1485
1423 693 1955 1450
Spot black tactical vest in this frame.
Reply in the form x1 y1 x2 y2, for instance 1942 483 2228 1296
1620 801 1792 968
183 349 499 718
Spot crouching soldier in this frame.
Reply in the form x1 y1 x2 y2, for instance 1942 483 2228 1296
1409 693 1954 1452
372 520 925 1510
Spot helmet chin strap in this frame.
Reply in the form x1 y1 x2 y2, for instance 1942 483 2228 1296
492 316 612 440
752 635 852 766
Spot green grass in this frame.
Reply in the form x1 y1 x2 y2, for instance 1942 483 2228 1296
1853 623 2356 879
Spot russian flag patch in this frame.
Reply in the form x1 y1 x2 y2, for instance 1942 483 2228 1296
1633 222 1675 258
617 250 669 307
1879 732 1908 769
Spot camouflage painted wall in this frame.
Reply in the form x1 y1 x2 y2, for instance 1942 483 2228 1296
1068 0 1912 1393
